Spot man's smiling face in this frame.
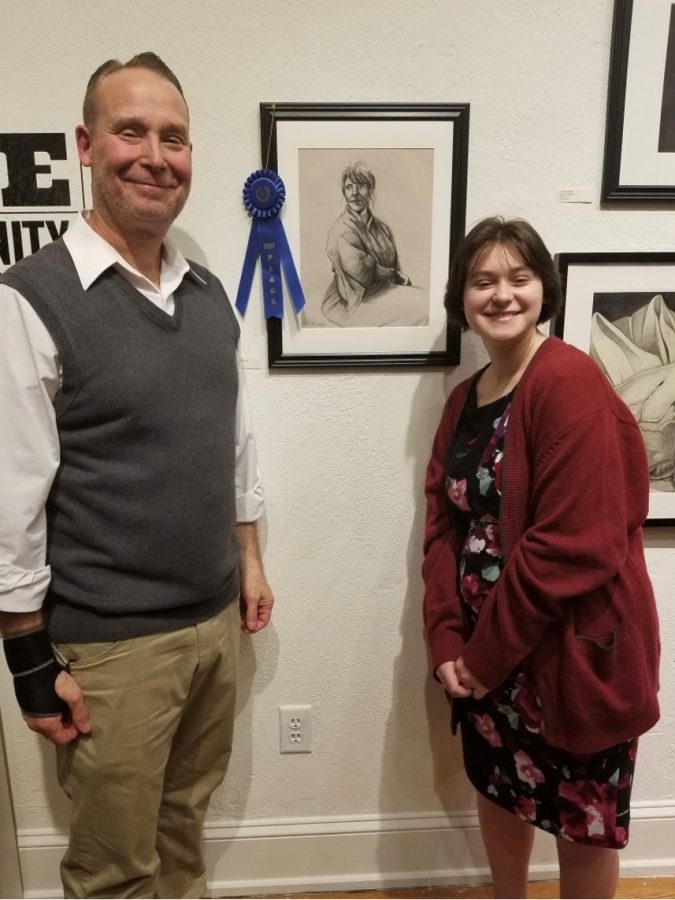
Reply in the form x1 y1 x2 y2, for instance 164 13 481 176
76 67 192 237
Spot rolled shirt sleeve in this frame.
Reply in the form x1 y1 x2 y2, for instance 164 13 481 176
0 286 60 612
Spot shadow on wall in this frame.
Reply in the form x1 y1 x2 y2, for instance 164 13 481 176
170 227 210 270
375 367 477 874
212 512 282 822
37 741 71 833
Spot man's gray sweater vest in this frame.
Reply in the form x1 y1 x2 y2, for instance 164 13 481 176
1 239 241 641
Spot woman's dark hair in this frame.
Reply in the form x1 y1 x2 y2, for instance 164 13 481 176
444 216 562 330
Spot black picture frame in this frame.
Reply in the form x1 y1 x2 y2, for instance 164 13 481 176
259 102 469 368
602 0 675 201
555 251 675 525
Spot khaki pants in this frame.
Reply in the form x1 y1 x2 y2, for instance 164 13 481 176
53 601 240 899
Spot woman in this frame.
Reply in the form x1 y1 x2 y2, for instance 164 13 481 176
422 217 660 898
321 161 426 327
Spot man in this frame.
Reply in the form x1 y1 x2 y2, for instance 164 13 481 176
320 161 426 328
0 53 273 898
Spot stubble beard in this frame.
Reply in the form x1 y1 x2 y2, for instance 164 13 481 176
92 172 190 230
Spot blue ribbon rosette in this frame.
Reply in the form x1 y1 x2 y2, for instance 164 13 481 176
235 169 306 319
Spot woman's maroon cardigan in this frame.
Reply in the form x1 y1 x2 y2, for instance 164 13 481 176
423 337 660 754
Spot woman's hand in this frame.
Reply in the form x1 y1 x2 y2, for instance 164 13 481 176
436 660 474 699
455 657 490 699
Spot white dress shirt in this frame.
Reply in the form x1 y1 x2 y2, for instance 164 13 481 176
0 212 264 614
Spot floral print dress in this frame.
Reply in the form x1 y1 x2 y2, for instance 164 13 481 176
446 381 637 848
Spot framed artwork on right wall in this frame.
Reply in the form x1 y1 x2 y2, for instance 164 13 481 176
556 251 675 525
602 0 675 201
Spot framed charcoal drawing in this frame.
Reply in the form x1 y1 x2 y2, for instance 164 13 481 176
555 252 675 525
602 0 675 200
259 102 469 368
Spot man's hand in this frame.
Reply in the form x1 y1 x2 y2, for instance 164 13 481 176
23 670 91 745
2 610 92 744
235 522 274 634
239 567 274 634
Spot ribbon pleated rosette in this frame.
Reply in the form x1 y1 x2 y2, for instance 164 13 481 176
235 169 306 319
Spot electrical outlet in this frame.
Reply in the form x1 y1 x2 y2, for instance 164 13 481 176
279 704 312 753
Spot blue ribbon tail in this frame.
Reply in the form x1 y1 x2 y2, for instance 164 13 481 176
276 223 306 315
236 213 306 319
235 222 261 317
257 219 284 319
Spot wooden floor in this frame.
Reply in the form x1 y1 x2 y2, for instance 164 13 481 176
242 876 675 899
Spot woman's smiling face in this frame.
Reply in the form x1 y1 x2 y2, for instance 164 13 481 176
463 241 544 349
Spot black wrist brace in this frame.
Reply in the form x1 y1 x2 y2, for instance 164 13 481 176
3 628 68 717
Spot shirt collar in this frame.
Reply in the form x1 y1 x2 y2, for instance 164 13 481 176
62 211 193 292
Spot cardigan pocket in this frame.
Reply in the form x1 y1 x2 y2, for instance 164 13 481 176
574 620 623 651
530 615 633 753
569 620 624 691
572 594 623 646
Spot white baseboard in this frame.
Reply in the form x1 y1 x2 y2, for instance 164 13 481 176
18 802 675 899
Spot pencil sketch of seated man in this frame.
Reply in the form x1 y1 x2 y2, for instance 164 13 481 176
320 161 428 328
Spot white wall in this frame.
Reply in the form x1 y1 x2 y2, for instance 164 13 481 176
0 713 22 898
1 1 674 895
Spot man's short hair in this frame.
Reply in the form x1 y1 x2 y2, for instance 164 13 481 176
341 161 376 193
83 52 185 127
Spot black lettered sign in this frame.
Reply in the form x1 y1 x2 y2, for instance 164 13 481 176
0 132 86 272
